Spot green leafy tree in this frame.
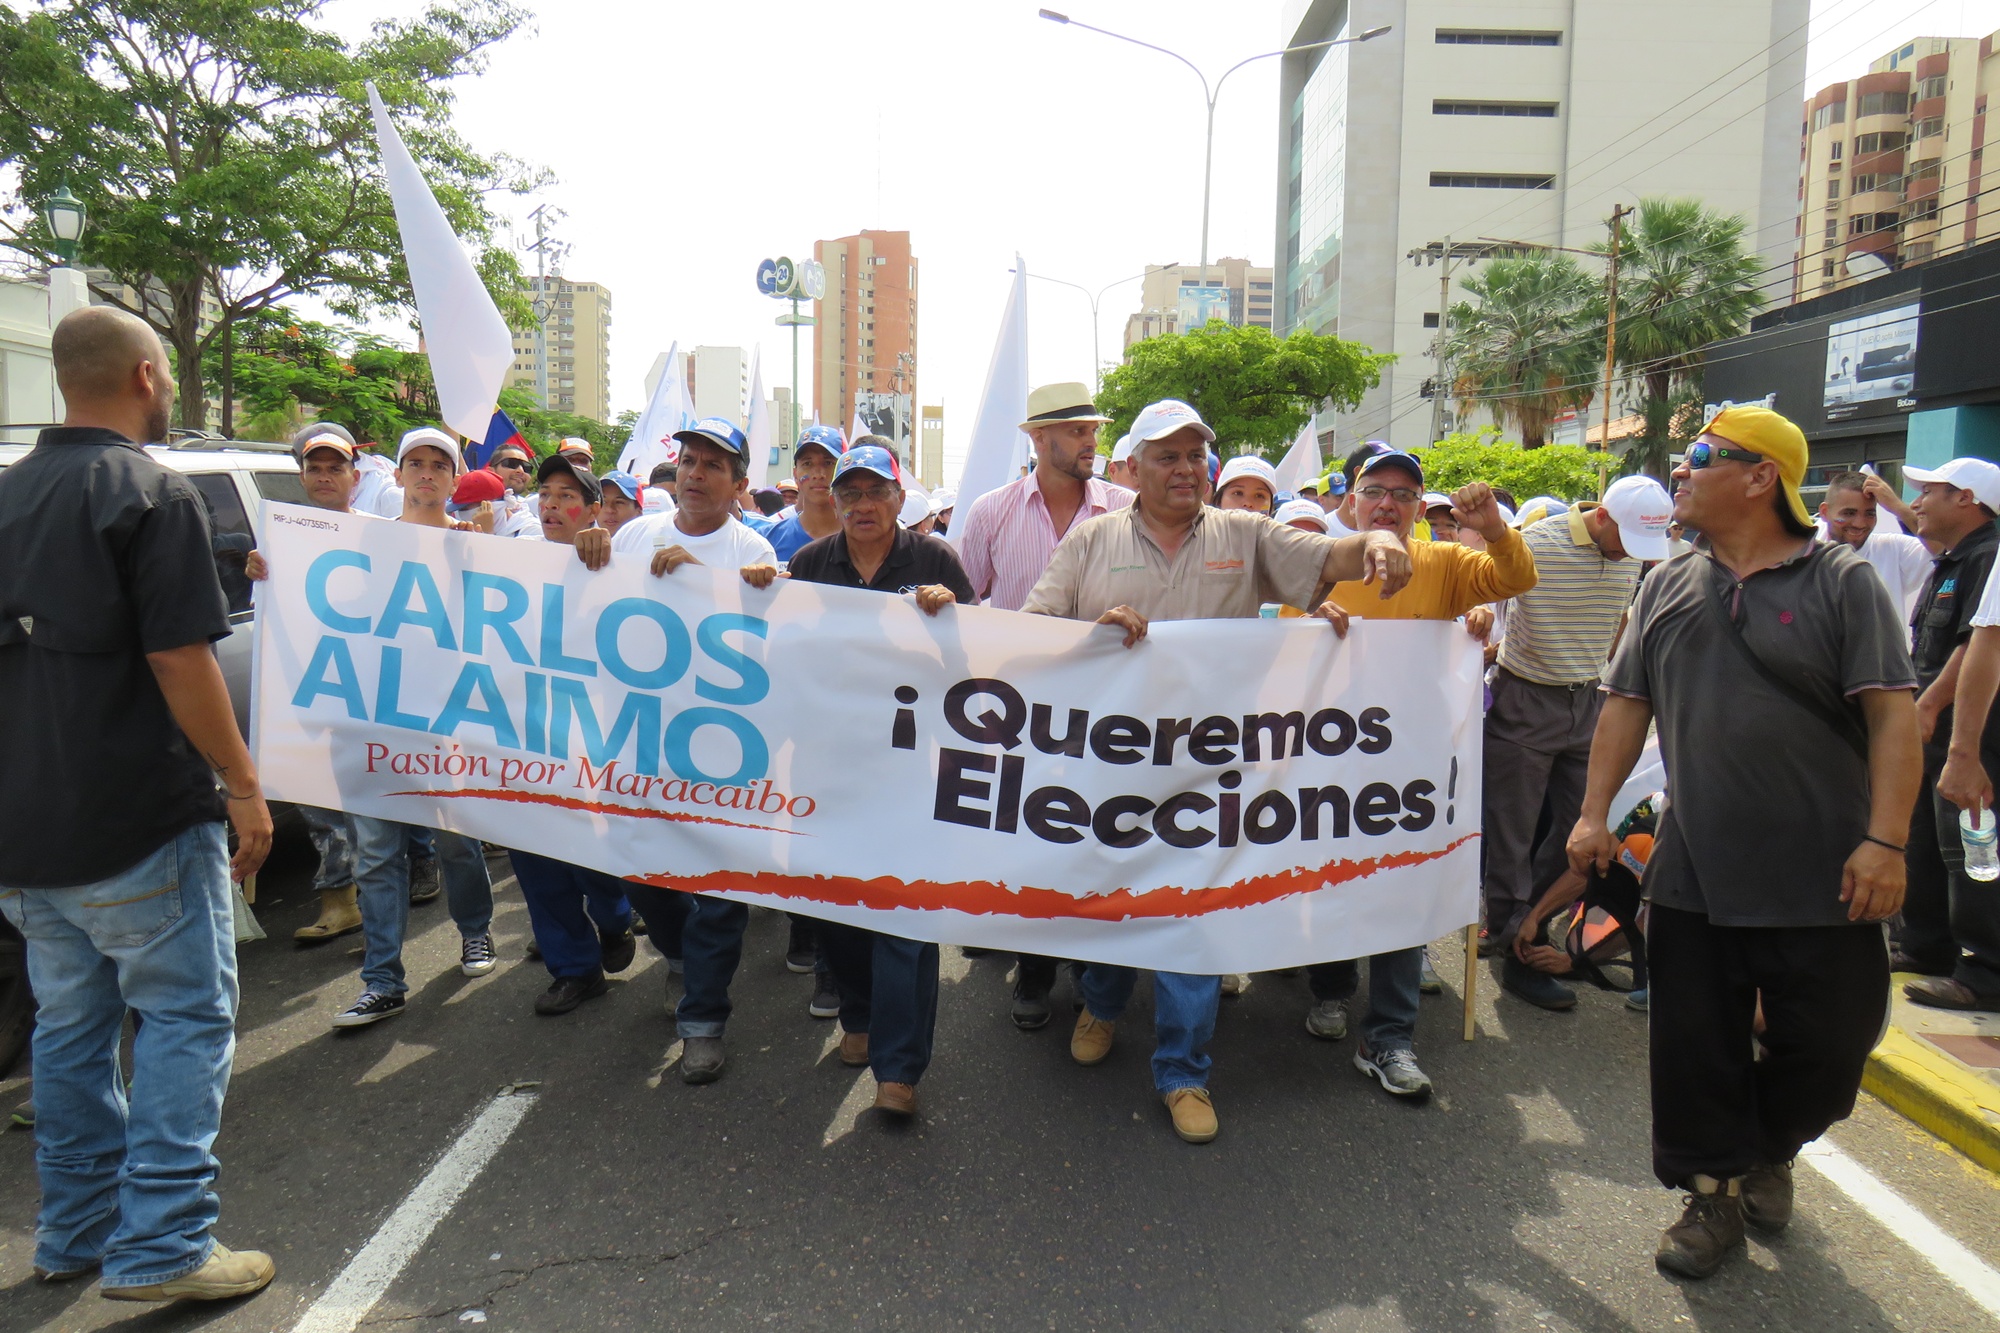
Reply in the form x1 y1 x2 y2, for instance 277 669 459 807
1097 321 1390 458
1415 427 1600 502
204 308 440 445
496 386 621 471
0 0 543 430
1619 383 1706 485
1606 197 1765 409
1443 253 1600 448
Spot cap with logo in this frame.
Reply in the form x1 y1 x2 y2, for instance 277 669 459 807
1600 475 1675 561
1345 440 1425 487
537 452 602 504
556 436 595 460
396 426 463 475
794 424 847 463
1217 456 1279 494
294 421 358 463
598 470 643 504
1018 382 1112 433
1902 457 2000 511
1274 498 1329 531
1128 399 1217 450
1700 405 1813 528
833 444 903 486
672 417 751 460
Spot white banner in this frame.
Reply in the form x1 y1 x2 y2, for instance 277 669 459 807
251 504 1483 972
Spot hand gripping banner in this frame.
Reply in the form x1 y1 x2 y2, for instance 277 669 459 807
252 505 1484 973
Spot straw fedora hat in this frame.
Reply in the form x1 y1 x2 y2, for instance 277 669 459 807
1018 382 1112 433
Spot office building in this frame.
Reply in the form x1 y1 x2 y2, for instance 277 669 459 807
813 230 918 456
920 405 945 488
1121 258 1276 349
688 345 749 422
1796 35 1987 301
1274 0 1807 451
508 276 612 422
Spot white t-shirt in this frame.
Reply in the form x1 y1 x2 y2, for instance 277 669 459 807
494 493 540 539
1855 530 1933 624
1970 546 2000 630
611 512 776 568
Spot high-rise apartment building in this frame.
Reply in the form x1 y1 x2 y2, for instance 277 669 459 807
1121 258 1276 350
919 405 945 488
508 276 612 422
1796 35 1985 301
813 230 918 456
1274 0 1806 451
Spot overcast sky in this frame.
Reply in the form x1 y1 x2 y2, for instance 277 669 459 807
320 0 1993 475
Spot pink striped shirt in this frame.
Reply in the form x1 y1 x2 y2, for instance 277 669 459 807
956 475 1135 611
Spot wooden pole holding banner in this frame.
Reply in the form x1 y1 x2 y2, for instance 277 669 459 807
1462 923 1478 1040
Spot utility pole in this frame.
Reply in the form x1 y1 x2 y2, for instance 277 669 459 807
1597 203 1630 497
522 204 568 410
1410 239 1497 444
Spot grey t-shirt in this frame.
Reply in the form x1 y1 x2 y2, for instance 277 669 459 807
1604 542 1916 927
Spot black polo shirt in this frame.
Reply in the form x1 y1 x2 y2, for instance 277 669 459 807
786 526 977 604
1912 519 1998 699
0 427 231 886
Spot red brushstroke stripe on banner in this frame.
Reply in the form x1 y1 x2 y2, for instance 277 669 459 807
629 833 1479 922
384 787 802 836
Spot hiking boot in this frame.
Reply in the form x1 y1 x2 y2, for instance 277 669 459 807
534 973 608 1016
408 856 441 905
102 1242 275 1302
1070 1010 1116 1065
1502 957 1578 1011
293 886 361 943
1304 999 1349 1041
1219 973 1251 997
785 921 817 974
1741 1161 1794 1235
1012 970 1054 1031
875 1081 918 1116
459 934 497 977
1354 1044 1433 1099
331 991 405 1029
1164 1088 1219 1143
838 1030 870 1067
809 972 841 1019
599 927 637 975
681 1036 726 1083
1419 946 1444 995
1655 1177 1744 1279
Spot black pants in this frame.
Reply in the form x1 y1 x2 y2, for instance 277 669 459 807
1897 744 2000 995
1648 905 1887 1187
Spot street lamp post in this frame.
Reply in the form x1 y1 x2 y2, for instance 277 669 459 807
38 178 90 327
1039 10 1389 290
1018 269 1146 390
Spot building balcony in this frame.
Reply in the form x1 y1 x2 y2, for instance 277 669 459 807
1845 230 1899 260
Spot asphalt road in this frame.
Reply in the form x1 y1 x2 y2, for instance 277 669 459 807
3 836 1998 1332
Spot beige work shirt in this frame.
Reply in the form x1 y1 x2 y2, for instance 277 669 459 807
1022 502 1337 623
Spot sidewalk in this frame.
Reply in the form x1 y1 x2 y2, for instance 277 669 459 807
1865 969 2000 1172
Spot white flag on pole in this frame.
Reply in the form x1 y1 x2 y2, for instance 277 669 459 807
1273 418 1323 494
848 406 865 447
949 258 1030 549
745 348 773 490
365 83 513 441
618 342 695 479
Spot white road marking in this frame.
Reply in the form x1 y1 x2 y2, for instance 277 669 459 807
1800 1138 2000 1320
292 1089 538 1333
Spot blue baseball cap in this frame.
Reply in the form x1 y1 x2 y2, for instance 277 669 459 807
795 424 847 462
672 416 750 459
832 445 902 486
1345 440 1425 486
599 470 642 503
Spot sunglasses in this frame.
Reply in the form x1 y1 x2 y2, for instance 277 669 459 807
493 457 531 471
1685 441 1766 470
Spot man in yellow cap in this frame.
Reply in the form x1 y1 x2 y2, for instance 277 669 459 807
1568 405 1921 1281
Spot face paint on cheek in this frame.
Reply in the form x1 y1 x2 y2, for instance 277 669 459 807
567 505 584 520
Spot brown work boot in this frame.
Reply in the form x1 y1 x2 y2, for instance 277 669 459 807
102 1243 275 1302
293 886 361 943
1070 1009 1116 1065
1655 1176 1745 1280
1164 1087 1219 1143
874 1081 917 1116
1740 1161 1794 1234
838 1029 870 1067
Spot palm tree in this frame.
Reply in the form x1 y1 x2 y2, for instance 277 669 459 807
1607 198 1766 407
1443 253 1600 448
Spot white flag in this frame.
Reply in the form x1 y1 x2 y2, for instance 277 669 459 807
848 406 865 448
618 342 695 479
745 348 773 490
949 258 1030 550
1273 418 1323 494
366 84 513 441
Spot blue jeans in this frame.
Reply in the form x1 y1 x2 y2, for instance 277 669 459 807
298 805 354 891
816 923 939 1085
508 850 631 979
350 817 492 997
0 823 237 1288
623 883 689 962
675 894 749 1038
1078 966 1220 1093
1307 946 1423 1053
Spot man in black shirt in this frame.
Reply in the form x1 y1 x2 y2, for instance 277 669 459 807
775 445 973 1118
0 307 276 1302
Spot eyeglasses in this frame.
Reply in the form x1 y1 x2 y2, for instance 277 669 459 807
493 457 531 471
834 485 899 508
1685 441 1765 470
1356 485 1421 504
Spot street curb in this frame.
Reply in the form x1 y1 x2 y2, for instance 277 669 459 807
1864 1027 2000 1174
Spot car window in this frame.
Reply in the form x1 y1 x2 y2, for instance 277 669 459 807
187 472 255 616
253 470 309 505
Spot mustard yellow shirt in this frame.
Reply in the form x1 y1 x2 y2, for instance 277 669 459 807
1327 524 1538 621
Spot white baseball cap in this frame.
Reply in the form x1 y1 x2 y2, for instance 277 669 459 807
1600 475 1674 561
899 485 933 528
1128 399 1216 450
1422 491 1453 510
1904 457 2000 511
396 426 462 474
1217 456 1279 494
931 487 957 511
1109 433 1135 464
1274 498 1329 531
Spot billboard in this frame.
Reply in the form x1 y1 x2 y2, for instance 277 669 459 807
1177 286 1232 331
1824 302 1919 417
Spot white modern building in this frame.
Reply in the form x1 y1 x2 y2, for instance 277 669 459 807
0 277 56 445
1275 0 1808 451
689 345 749 423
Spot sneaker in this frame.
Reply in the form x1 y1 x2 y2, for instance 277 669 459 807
1740 1161 1794 1235
681 1035 726 1084
1655 1178 1745 1279
1501 957 1578 1011
1354 1044 1432 1099
1219 973 1251 997
1475 927 1503 958
1419 946 1444 995
409 856 441 905
534 973 608 1016
808 972 841 1019
459 934 497 977
1011 970 1054 1031
1304 999 1349 1041
1164 1087 1219 1144
332 991 405 1028
785 921 817 974
599 927 637 975
102 1242 274 1302
1625 987 1650 1013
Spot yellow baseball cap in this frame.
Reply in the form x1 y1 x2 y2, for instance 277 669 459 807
1700 405 1812 529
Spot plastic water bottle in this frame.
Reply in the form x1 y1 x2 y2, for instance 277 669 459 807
1258 603 1281 620
1960 808 2000 882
